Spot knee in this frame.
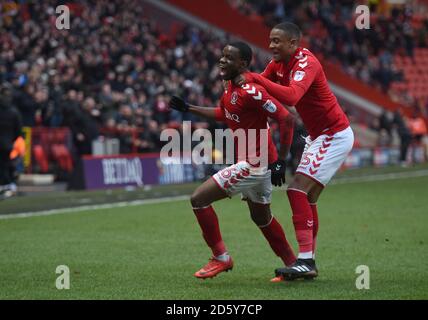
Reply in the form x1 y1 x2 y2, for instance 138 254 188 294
190 191 208 208
307 193 319 204
250 210 272 227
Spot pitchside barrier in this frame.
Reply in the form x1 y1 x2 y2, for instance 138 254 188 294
79 146 426 190
81 153 206 190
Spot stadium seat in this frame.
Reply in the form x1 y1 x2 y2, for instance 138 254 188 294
32 145 49 173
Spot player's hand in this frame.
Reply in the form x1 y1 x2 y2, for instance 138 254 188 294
269 159 286 187
169 95 189 112
233 74 247 86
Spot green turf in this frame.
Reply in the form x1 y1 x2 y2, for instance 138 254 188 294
0 174 427 299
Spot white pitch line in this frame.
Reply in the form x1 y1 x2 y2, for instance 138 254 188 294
0 195 190 220
1 169 428 220
330 169 428 185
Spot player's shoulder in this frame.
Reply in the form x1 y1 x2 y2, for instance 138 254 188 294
238 82 267 101
293 48 321 69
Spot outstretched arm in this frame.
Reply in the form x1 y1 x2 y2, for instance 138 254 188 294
188 104 217 119
169 95 221 120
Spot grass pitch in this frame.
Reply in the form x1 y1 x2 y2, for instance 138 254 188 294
0 167 427 299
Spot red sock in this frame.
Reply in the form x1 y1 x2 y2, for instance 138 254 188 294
259 217 296 266
310 203 319 255
193 206 226 257
287 189 313 257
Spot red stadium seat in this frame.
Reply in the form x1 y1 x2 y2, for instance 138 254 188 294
32 145 49 173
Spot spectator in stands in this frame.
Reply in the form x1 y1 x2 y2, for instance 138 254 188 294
393 109 412 166
378 111 393 145
229 0 428 108
408 112 428 144
1 0 272 161
135 120 162 153
0 83 22 198
12 81 37 127
63 99 99 157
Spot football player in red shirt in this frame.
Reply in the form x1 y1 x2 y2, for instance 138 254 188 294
238 22 354 281
169 42 296 279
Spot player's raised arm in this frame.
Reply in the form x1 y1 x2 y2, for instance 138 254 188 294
248 59 318 106
169 95 223 121
260 60 276 81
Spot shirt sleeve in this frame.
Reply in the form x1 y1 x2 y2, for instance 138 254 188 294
214 95 226 122
242 83 294 147
250 55 320 106
260 60 276 81
214 106 225 122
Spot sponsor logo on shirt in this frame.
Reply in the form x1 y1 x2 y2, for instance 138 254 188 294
293 70 306 82
262 99 277 113
224 108 240 123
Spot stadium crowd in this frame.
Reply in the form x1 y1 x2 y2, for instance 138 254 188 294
228 0 428 115
0 0 427 174
0 0 268 157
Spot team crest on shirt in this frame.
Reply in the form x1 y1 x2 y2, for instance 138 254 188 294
293 70 306 81
262 99 277 113
231 91 238 104
220 169 232 179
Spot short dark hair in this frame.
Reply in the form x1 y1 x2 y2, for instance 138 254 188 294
229 41 253 67
273 22 302 40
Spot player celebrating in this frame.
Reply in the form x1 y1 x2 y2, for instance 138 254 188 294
237 22 354 280
169 42 296 279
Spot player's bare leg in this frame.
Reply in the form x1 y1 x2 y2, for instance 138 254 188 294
246 200 296 280
190 178 233 279
275 173 320 280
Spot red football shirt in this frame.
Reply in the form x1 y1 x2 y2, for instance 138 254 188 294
250 47 349 139
214 80 293 166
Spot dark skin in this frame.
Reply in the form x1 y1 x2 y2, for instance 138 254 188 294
185 45 248 119
186 45 291 162
235 29 324 202
187 45 286 226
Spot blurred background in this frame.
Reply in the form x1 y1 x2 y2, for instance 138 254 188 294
1 0 427 199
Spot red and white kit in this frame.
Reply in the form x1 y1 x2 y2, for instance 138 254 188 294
252 47 354 186
296 127 353 186
212 81 293 203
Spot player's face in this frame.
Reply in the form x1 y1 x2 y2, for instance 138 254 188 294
269 28 296 62
218 45 245 81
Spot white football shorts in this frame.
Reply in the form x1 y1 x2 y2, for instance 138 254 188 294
296 126 354 186
212 161 272 204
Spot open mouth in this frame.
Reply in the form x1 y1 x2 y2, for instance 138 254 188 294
219 65 227 76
